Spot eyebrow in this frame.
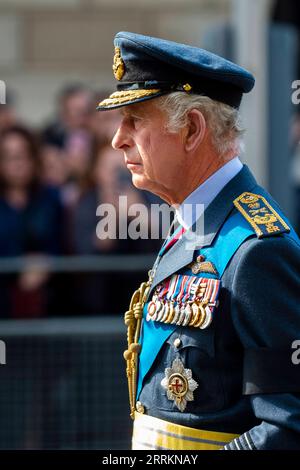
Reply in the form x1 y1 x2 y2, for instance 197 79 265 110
121 108 132 117
121 105 144 118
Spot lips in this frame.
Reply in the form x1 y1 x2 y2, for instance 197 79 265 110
125 159 141 165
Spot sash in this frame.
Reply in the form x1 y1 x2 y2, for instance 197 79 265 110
137 209 255 398
137 199 300 398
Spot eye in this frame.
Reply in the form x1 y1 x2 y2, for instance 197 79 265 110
130 114 143 129
121 112 144 130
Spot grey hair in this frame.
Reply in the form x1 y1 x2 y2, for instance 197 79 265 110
156 92 245 158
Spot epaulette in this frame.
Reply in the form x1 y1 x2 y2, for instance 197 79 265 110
233 192 290 238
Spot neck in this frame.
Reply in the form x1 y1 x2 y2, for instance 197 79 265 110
169 151 236 206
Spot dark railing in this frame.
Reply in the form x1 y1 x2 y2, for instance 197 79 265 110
0 316 131 449
0 254 157 273
0 254 157 449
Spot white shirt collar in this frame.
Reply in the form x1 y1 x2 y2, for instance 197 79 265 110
176 156 243 229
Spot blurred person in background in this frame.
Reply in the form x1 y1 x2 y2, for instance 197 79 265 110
41 83 94 149
0 90 19 135
40 144 68 189
39 142 72 260
41 93 95 246
71 141 157 314
0 126 64 318
62 129 94 209
89 90 122 145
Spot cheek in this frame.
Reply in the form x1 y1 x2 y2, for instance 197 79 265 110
135 126 182 182
136 135 153 169
154 134 181 170
143 142 164 179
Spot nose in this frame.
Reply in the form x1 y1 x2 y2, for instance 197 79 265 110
112 119 132 151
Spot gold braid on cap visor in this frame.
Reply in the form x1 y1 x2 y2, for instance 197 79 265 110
98 89 161 107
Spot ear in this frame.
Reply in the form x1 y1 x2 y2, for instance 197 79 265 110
183 109 206 152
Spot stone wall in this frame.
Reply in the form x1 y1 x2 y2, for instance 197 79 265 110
0 0 230 125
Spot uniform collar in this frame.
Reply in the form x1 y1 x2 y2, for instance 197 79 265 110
150 164 258 292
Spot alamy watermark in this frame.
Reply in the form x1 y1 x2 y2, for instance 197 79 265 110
0 80 6 104
95 197 205 250
292 80 300 105
291 340 300 365
0 340 6 365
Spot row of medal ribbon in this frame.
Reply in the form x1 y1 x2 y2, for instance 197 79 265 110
146 274 220 329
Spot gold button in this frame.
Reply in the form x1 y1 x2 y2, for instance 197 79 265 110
173 338 182 348
136 401 145 414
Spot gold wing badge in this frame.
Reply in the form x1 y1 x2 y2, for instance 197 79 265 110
189 254 218 276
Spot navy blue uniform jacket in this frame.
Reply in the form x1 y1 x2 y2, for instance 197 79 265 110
138 165 300 450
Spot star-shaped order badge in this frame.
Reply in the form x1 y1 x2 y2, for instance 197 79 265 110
161 357 199 412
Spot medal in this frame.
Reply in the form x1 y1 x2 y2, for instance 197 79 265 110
161 358 198 412
189 303 199 326
200 306 213 329
165 302 175 324
146 301 156 321
182 304 192 326
172 303 181 324
176 304 186 326
194 302 207 328
145 275 220 330
161 301 170 322
151 300 161 321
156 301 165 322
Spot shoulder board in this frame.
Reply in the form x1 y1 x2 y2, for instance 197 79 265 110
233 192 290 238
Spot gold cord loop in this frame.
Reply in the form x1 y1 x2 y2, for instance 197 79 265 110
123 272 153 419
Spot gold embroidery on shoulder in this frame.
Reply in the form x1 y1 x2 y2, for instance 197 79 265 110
233 192 290 238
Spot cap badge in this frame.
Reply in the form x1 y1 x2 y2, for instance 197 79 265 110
183 83 192 92
113 46 125 81
161 357 198 412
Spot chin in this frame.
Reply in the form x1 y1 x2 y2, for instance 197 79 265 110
131 174 149 191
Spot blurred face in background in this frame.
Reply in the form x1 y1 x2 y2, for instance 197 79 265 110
40 145 68 187
61 90 94 131
91 108 121 143
0 132 36 189
93 145 126 190
0 105 17 134
64 130 92 179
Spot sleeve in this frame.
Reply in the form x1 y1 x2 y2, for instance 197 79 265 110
224 234 300 450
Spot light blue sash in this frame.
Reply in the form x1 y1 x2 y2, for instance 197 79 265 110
137 205 299 398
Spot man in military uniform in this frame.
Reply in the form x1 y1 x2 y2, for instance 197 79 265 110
98 32 300 450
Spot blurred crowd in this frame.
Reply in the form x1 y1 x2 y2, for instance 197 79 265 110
0 85 161 319
3 53 300 320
